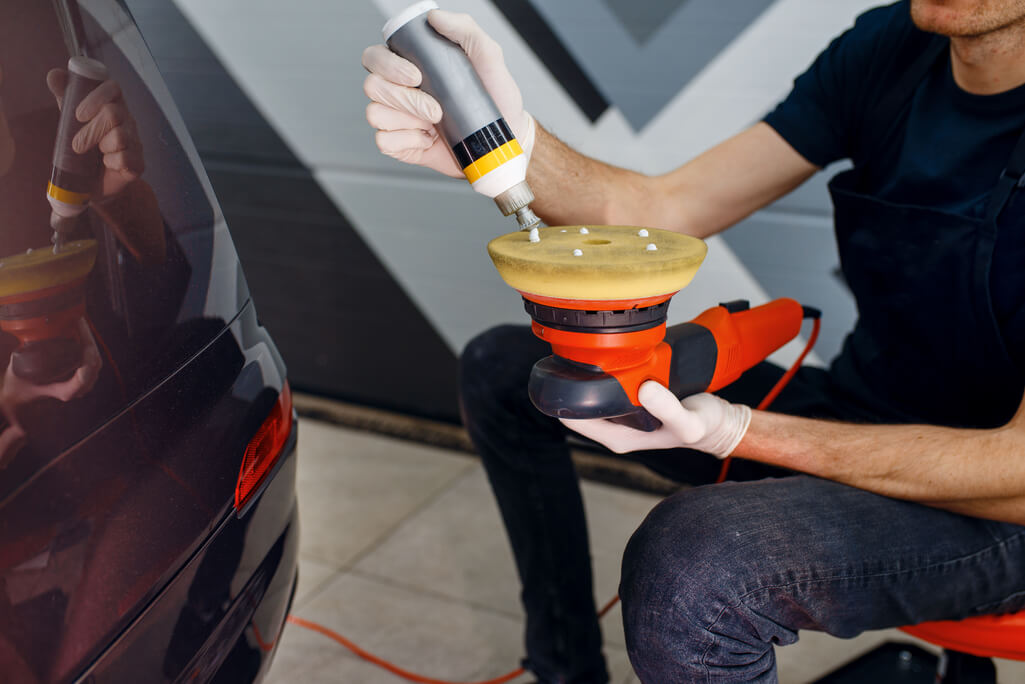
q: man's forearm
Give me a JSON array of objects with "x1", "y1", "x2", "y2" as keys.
[
  {"x1": 526, "y1": 124, "x2": 673, "y2": 230},
  {"x1": 735, "y1": 410, "x2": 1025, "y2": 524},
  {"x1": 525, "y1": 122, "x2": 819, "y2": 237},
  {"x1": 91, "y1": 179, "x2": 166, "y2": 265}
]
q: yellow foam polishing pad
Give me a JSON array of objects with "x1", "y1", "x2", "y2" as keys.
[
  {"x1": 0, "y1": 240, "x2": 98, "y2": 298},
  {"x1": 487, "y1": 226, "x2": 706, "y2": 300}
]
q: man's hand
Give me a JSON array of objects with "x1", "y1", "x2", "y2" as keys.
[
  {"x1": 362, "y1": 10, "x2": 534, "y2": 177},
  {"x1": 47, "y1": 68, "x2": 166, "y2": 263},
  {"x1": 560, "y1": 381, "x2": 752, "y2": 458},
  {"x1": 45, "y1": 69, "x2": 144, "y2": 201}
]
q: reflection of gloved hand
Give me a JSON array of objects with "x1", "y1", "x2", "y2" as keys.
[
  {"x1": 0, "y1": 319, "x2": 101, "y2": 467},
  {"x1": 2, "y1": 319, "x2": 102, "y2": 405},
  {"x1": 362, "y1": 10, "x2": 535, "y2": 177},
  {"x1": 45, "y1": 69, "x2": 144, "y2": 201},
  {"x1": 560, "y1": 381, "x2": 752, "y2": 458}
]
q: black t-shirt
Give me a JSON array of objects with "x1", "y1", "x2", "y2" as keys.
[{"x1": 763, "y1": 0, "x2": 1025, "y2": 369}]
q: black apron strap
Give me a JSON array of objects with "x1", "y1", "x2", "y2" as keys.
[
  {"x1": 860, "y1": 34, "x2": 948, "y2": 166},
  {"x1": 985, "y1": 126, "x2": 1025, "y2": 223}
]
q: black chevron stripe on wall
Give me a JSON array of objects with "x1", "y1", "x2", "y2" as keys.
[{"x1": 125, "y1": 0, "x2": 461, "y2": 423}]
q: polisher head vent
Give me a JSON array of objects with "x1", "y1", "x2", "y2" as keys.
[
  {"x1": 523, "y1": 298, "x2": 669, "y2": 334},
  {"x1": 0, "y1": 284, "x2": 84, "y2": 321}
]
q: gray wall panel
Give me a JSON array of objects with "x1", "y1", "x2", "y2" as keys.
[
  {"x1": 602, "y1": 0, "x2": 688, "y2": 45},
  {"x1": 143, "y1": 0, "x2": 879, "y2": 418},
  {"x1": 534, "y1": 0, "x2": 777, "y2": 129}
]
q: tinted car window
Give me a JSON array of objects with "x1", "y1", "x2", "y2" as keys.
[
  {"x1": 0, "y1": 0, "x2": 247, "y2": 484},
  {"x1": 0, "y1": 2, "x2": 263, "y2": 680}
]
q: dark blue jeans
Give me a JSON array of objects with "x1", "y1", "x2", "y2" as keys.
[{"x1": 458, "y1": 325, "x2": 1025, "y2": 683}]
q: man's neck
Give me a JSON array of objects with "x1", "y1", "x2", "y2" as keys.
[{"x1": 949, "y1": 20, "x2": 1025, "y2": 95}]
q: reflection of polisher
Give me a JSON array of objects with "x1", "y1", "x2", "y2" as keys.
[
  {"x1": 0, "y1": 240, "x2": 97, "y2": 384},
  {"x1": 488, "y1": 226, "x2": 818, "y2": 430}
]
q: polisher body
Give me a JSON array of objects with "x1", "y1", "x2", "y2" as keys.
[
  {"x1": 528, "y1": 297, "x2": 805, "y2": 430},
  {"x1": 0, "y1": 240, "x2": 98, "y2": 384}
]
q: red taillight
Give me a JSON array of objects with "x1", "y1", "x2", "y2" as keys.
[{"x1": 235, "y1": 382, "x2": 294, "y2": 512}]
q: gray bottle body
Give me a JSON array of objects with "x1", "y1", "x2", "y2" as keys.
[
  {"x1": 48, "y1": 56, "x2": 108, "y2": 216},
  {"x1": 386, "y1": 12, "x2": 501, "y2": 148}
]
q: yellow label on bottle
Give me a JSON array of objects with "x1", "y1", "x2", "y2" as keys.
[
  {"x1": 47, "y1": 182, "x2": 90, "y2": 206},
  {"x1": 461, "y1": 140, "x2": 523, "y2": 184}
]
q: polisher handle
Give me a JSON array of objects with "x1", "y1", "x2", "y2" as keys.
[
  {"x1": 529, "y1": 298, "x2": 806, "y2": 434},
  {"x1": 679, "y1": 298, "x2": 804, "y2": 393}
]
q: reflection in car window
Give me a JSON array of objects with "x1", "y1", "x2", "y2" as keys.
[{"x1": 0, "y1": 0, "x2": 235, "y2": 474}]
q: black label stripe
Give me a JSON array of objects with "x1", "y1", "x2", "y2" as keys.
[{"x1": 452, "y1": 119, "x2": 514, "y2": 169}]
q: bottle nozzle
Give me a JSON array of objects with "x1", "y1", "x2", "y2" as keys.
[
  {"x1": 50, "y1": 211, "x2": 77, "y2": 254},
  {"x1": 495, "y1": 181, "x2": 543, "y2": 231},
  {"x1": 514, "y1": 206, "x2": 542, "y2": 232}
]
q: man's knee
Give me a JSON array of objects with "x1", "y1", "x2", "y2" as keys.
[
  {"x1": 620, "y1": 483, "x2": 795, "y2": 679},
  {"x1": 620, "y1": 488, "x2": 735, "y2": 672}
]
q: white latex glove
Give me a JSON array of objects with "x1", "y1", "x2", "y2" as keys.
[
  {"x1": 362, "y1": 9, "x2": 535, "y2": 177},
  {"x1": 560, "y1": 381, "x2": 753, "y2": 458},
  {"x1": 46, "y1": 68, "x2": 145, "y2": 201}
]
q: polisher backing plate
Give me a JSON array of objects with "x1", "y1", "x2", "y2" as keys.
[
  {"x1": 487, "y1": 225, "x2": 706, "y2": 300},
  {"x1": 0, "y1": 240, "x2": 98, "y2": 298}
]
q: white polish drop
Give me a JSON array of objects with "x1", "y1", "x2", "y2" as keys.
[
  {"x1": 528, "y1": 227, "x2": 540, "y2": 243},
  {"x1": 573, "y1": 249, "x2": 583, "y2": 256},
  {"x1": 638, "y1": 229, "x2": 649, "y2": 237},
  {"x1": 579, "y1": 227, "x2": 589, "y2": 234},
  {"x1": 646, "y1": 243, "x2": 658, "y2": 251}
]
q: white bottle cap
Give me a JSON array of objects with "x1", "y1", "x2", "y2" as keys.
[
  {"x1": 383, "y1": 1, "x2": 440, "y2": 41},
  {"x1": 68, "y1": 56, "x2": 108, "y2": 82}
]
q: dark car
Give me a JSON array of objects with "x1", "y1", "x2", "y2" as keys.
[{"x1": 0, "y1": 1, "x2": 298, "y2": 682}]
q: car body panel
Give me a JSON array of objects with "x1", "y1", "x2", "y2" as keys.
[{"x1": 1, "y1": 302, "x2": 297, "y2": 683}]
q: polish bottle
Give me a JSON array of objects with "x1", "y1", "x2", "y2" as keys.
[{"x1": 385, "y1": 1, "x2": 541, "y2": 231}]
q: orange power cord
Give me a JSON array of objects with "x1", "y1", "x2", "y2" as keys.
[
  {"x1": 284, "y1": 316, "x2": 822, "y2": 684},
  {"x1": 282, "y1": 595, "x2": 623, "y2": 684}
]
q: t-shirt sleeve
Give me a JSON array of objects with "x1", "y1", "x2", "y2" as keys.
[{"x1": 763, "y1": 4, "x2": 901, "y2": 167}]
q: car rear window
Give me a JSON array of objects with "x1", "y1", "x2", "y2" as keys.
[{"x1": 0, "y1": 0, "x2": 246, "y2": 477}]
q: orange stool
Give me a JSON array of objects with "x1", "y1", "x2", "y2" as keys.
[
  {"x1": 901, "y1": 611, "x2": 1025, "y2": 662},
  {"x1": 818, "y1": 612, "x2": 1025, "y2": 682},
  {"x1": 890, "y1": 612, "x2": 1025, "y2": 682}
]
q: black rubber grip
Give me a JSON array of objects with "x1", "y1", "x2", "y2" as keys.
[
  {"x1": 529, "y1": 356, "x2": 640, "y2": 419},
  {"x1": 11, "y1": 338, "x2": 81, "y2": 385},
  {"x1": 664, "y1": 322, "x2": 717, "y2": 398}
]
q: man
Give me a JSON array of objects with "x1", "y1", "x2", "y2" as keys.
[{"x1": 362, "y1": 1, "x2": 1025, "y2": 681}]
